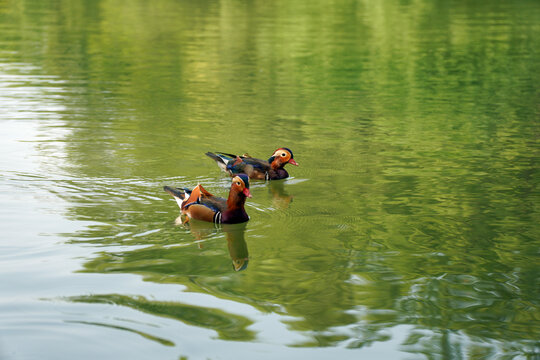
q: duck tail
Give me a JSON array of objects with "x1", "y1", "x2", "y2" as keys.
[
  {"x1": 205, "y1": 152, "x2": 226, "y2": 164},
  {"x1": 164, "y1": 186, "x2": 188, "y2": 209},
  {"x1": 205, "y1": 152, "x2": 231, "y2": 172},
  {"x1": 216, "y1": 151, "x2": 238, "y2": 158},
  {"x1": 163, "y1": 186, "x2": 186, "y2": 199}
]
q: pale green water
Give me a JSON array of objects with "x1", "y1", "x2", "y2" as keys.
[{"x1": 1, "y1": 0, "x2": 539, "y2": 359}]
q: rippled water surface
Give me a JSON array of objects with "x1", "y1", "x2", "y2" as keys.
[{"x1": 1, "y1": 0, "x2": 539, "y2": 359}]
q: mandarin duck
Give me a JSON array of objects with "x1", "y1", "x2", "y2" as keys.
[
  {"x1": 163, "y1": 174, "x2": 251, "y2": 224},
  {"x1": 205, "y1": 148, "x2": 298, "y2": 180}
]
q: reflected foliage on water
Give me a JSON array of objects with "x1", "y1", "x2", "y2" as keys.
[
  {"x1": 1, "y1": 0, "x2": 539, "y2": 358},
  {"x1": 69, "y1": 293, "x2": 255, "y2": 341}
]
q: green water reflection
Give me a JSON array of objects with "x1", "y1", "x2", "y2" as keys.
[
  {"x1": 69, "y1": 293, "x2": 255, "y2": 341},
  {"x1": 1, "y1": 0, "x2": 539, "y2": 358}
]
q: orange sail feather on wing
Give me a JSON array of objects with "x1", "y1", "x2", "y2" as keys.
[{"x1": 181, "y1": 184, "x2": 214, "y2": 210}]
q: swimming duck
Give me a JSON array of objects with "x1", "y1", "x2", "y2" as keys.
[
  {"x1": 205, "y1": 148, "x2": 298, "y2": 180},
  {"x1": 163, "y1": 174, "x2": 251, "y2": 224}
]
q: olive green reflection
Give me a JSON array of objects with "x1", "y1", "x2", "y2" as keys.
[
  {"x1": 68, "y1": 294, "x2": 255, "y2": 341},
  {"x1": 3, "y1": 0, "x2": 539, "y2": 357},
  {"x1": 179, "y1": 218, "x2": 249, "y2": 272}
]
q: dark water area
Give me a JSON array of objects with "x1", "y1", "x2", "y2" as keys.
[{"x1": 1, "y1": 0, "x2": 539, "y2": 359}]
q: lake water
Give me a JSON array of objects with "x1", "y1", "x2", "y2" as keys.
[{"x1": 1, "y1": 0, "x2": 539, "y2": 359}]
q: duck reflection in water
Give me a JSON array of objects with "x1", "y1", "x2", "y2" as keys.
[
  {"x1": 268, "y1": 180, "x2": 294, "y2": 209},
  {"x1": 175, "y1": 216, "x2": 249, "y2": 271}
]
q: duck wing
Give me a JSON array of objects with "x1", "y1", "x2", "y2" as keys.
[
  {"x1": 228, "y1": 156, "x2": 270, "y2": 173},
  {"x1": 199, "y1": 195, "x2": 228, "y2": 212}
]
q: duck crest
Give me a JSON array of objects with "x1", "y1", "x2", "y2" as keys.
[
  {"x1": 237, "y1": 173, "x2": 250, "y2": 187},
  {"x1": 279, "y1": 147, "x2": 294, "y2": 158}
]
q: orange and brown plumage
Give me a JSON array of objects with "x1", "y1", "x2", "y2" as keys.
[{"x1": 163, "y1": 174, "x2": 252, "y2": 224}]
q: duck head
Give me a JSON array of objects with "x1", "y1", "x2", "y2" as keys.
[
  {"x1": 268, "y1": 148, "x2": 298, "y2": 169},
  {"x1": 231, "y1": 174, "x2": 252, "y2": 198}
]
